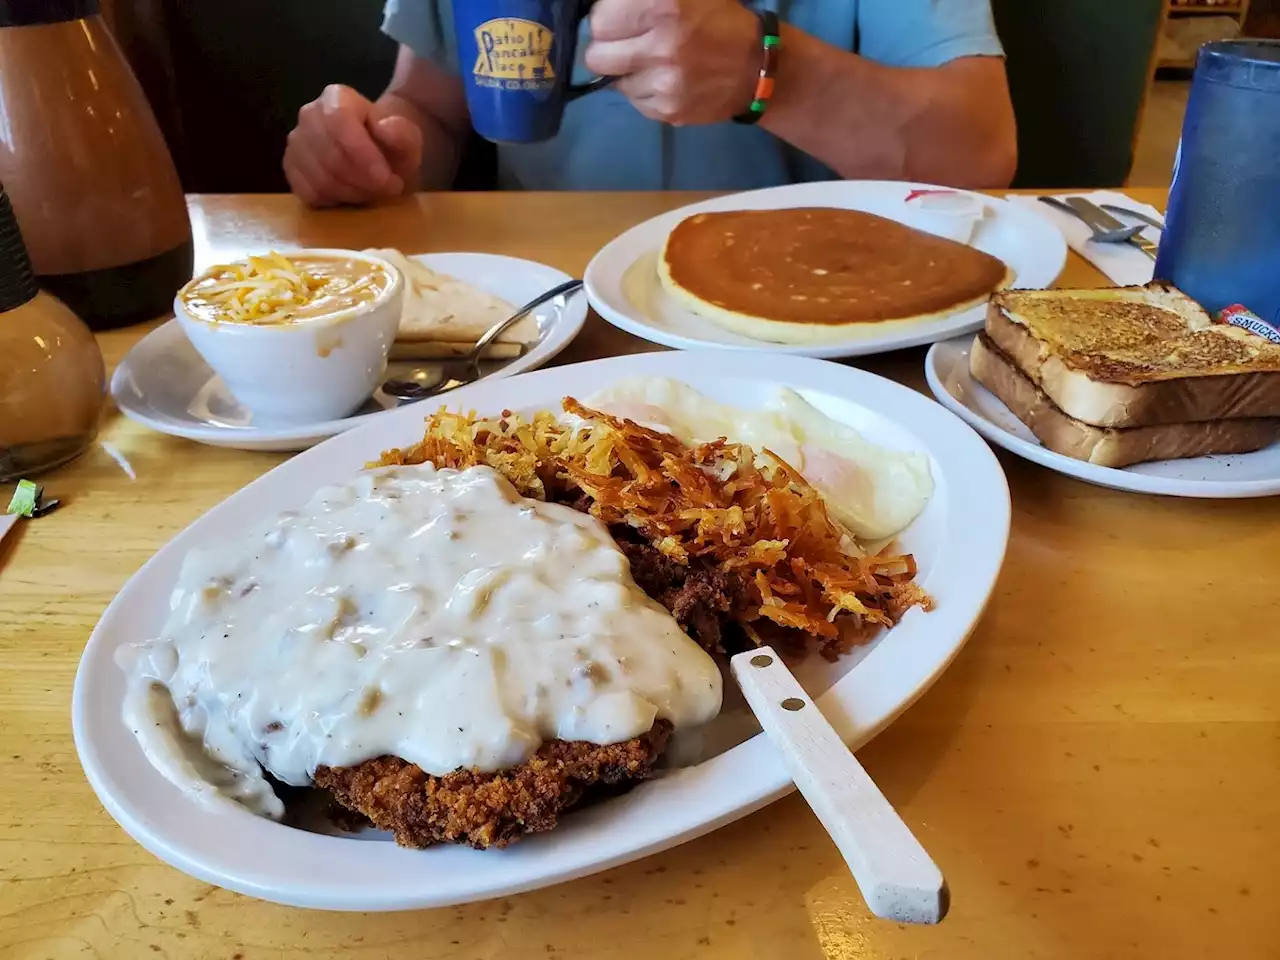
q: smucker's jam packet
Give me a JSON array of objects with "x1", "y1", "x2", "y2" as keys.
[{"x1": 1216, "y1": 304, "x2": 1280, "y2": 345}]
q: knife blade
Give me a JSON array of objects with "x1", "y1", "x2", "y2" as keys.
[
  {"x1": 1099, "y1": 203, "x2": 1165, "y2": 232},
  {"x1": 1063, "y1": 197, "x2": 1159, "y2": 260}
]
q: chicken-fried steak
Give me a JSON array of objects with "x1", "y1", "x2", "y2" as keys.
[
  {"x1": 317, "y1": 396, "x2": 931, "y2": 850},
  {"x1": 314, "y1": 721, "x2": 672, "y2": 849}
]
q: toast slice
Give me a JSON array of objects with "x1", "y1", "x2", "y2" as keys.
[
  {"x1": 986, "y1": 284, "x2": 1280, "y2": 428},
  {"x1": 970, "y1": 334, "x2": 1280, "y2": 468}
]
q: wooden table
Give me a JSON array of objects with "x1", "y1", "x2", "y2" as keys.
[{"x1": 2, "y1": 190, "x2": 1277, "y2": 960}]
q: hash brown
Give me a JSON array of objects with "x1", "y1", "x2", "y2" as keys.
[{"x1": 378, "y1": 398, "x2": 931, "y2": 659}]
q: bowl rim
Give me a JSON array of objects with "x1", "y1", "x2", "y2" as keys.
[{"x1": 173, "y1": 247, "x2": 404, "y2": 332}]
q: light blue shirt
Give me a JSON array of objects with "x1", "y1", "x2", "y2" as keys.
[{"x1": 383, "y1": 0, "x2": 1003, "y2": 190}]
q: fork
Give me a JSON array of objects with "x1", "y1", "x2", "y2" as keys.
[
  {"x1": 381, "y1": 279, "x2": 583, "y2": 402},
  {"x1": 1037, "y1": 197, "x2": 1145, "y2": 244}
]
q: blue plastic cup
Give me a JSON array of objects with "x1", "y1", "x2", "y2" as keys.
[
  {"x1": 451, "y1": 0, "x2": 611, "y2": 144},
  {"x1": 1154, "y1": 40, "x2": 1280, "y2": 326}
]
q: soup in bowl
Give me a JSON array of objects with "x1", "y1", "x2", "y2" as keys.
[{"x1": 175, "y1": 250, "x2": 403, "y2": 424}]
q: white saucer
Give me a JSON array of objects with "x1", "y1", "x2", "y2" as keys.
[
  {"x1": 110, "y1": 253, "x2": 587, "y2": 452},
  {"x1": 584, "y1": 180, "x2": 1067, "y2": 359},
  {"x1": 925, "y1": 335, "x2": 1280, "y2": 498}
]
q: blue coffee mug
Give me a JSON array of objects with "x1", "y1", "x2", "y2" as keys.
[{"x1": 453, "y1": 0, "x2": 611, "y2": 144}]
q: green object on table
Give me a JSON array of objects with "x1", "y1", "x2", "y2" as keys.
[{"x1": 6, "y1": 479, "x2": 40, "y2": 518}]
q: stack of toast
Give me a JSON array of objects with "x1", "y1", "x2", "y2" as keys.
[{"x1": 970, "y1": 284, "x2": 1280, "y2": 468}]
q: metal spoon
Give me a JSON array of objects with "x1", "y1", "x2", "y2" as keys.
[
  {"x1": 381, "y1": 278, "x2": 584, "y2": 402},
  {"x1": 1037, "y1": 196, "x2": 1146, "y2": 244}
]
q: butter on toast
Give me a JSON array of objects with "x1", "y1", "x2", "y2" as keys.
[
  {"x1": 985, "y1": 284, "x2": 1280, "y2": 428},
  {"x1": 970, "y1": 335, "x2": 1280, "y2": 468}
]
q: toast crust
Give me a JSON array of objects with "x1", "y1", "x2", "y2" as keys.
[
  {"x1": 985, "y1": 286, "x2": 1280, "y2": 427},
  {"x1": 989, "y1": 284, "x2": 1280, "y2": 385},
  {"x1": 969, "y1": 334, "x2": 1280, "y2": 468}
]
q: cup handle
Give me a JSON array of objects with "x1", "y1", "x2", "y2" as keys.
[
  {"x1": 565, "y1": 0, "x2": 613, "y2": 99},
  {"x1": 565, "y1": 74, "x2": 614, "y2": 99}
]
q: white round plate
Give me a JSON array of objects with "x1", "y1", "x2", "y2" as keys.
[
  {"x1": 926, "y1": 335, "x2": 1280, "y2": 498},
  {"x1": 75, "y1": 350, "x2": 1011, "y2": 910},
  {"x1": 584, "y1": 180, "x2": 1067, "y2": 359},
  {"x1": 110, "y1": 253, "x2": 587, "y2": 452}
]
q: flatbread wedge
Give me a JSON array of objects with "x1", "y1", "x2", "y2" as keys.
[{"x1": 365, "y1": 249, "x2": 540, "y2": 352}]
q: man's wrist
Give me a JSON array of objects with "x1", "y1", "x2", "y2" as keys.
[
  {"x1": 733, "y1": 9, "x2": 780, "y2": 125},
  {"x1": 733, "y1": 8, "x2": 763, "y2": 116}
]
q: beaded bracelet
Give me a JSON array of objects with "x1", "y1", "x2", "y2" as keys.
[{"x1": 733, "y1": 10, "x2": 780, "y2": 125}]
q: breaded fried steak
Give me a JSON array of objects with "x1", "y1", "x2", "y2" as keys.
[
  {"x1": 309, "y1": 508, "x2": 737, "y2": 850},
  {"x1": 314, "y1": 721, "x2": 672, "y2": 849},
  {"x1": 306, "y1": 396, "x2": 933, "y2": 849}
]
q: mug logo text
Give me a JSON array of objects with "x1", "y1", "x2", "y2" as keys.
[{"x1": 473, "y1": 18, "x2": 555, "y2": 90}]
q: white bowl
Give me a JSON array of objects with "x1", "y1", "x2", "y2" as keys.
[{"x1": 174, "y1": 249, "x2": 404, "y2": 424}]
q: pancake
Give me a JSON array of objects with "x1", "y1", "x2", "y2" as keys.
[{"x1": 658, "y1": 208, "x2": 1014, "y2": 344}]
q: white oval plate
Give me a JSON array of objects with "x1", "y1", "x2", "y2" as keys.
[
  {"x1": 75, "y1": 350, "x2": 1010, "y2": 911},
  {"x1": 926, "y1": 335, "x2": 1280, "y2": 498},
  {"x1": 110, "y1": 253, "x2": 587, "y2": 452},
  {"x1": 584, "y1": 180, "x2": 1067, "y2": 359}
]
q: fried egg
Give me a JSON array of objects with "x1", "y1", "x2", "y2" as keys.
[{"x1": 586, "y1": 378, "x2": 933, "y2": 542}]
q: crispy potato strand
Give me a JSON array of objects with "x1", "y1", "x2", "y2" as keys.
[{"x1": 376, "y1": 398, "x2": 931, "y2": 659}]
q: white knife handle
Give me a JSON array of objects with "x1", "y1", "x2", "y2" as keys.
[{"x1": 730, "y1": 646, "x2": 949, "y2": 924}]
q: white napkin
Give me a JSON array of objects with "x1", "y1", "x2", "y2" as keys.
[
  {"x1": 1006, "y1": 190, "x2": 1163, "y2": 287},
  {"x1": 0, "y1": 513, "x2": 17, "y2": 547}
]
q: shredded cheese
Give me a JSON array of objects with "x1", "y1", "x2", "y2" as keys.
[
  {"x1": 193, "y1": 253, "x2": 323, "y2": 324},
  {"x1": 182, "y1": 252, "x2": 385, "y2": 325}
]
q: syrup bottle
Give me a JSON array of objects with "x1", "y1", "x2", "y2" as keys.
[
  {"x1": 0, "y1": 0, "x2": 193, "y2": 330},
  {"x1": 0, "y1": 186, "x2": 106, "y2": 481}
]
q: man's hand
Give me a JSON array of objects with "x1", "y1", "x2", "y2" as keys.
[
  {"x1": 584, "y1": 0, "x2": 760, "y2": 125},
  {"x1": 284, "y1": 84, "x2": 424, "y2": 208}
]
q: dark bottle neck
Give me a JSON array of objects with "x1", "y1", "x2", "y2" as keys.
[
  {"x1": 0, "y1": 1, "x2": 100, "y2": 28},
  {"x1": 0, "y1": 190, "x2": 39, "y2": 312}
]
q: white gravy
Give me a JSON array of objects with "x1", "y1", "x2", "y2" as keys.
[{"x1": 118, "y1": 464, "x2": 723, "y2": 819}]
